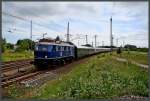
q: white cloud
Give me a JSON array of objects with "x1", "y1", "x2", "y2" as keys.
[{"x1": 2, "y1": 1, "x2": 148, "y2": 47}]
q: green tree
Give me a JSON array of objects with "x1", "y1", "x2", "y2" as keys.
[
  {"x1": 1, "y1": 38, "x2": 6, "y2": 53},
  {"x1": 6, "y1": 43, "x2": 14, "y2": 50},
  {"x1": 16, "y1": 39, "x2": 35, "y2": 52}
]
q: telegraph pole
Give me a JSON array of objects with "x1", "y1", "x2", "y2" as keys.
[
  {"x1": 85, "y1": 35, "x2": 88, "y2": 44},
  {"x1": 66, "y1": 22, "x2": 70, "y2": 42},
  {"x1": 94, "y1": 35, "x2": 97, "y2": 47},
  {"x1": 110, "y1": 17, "x2": 113, "y2": 51},
  {"x1": 123, "y1": 41, "x2": 125, "y2": 47},
  {"x1": 102, "y1": 41, "x2": 104, "y2": 46},
  {"x1": 116, "y1": 38, "x2": 118, "y2": 47},
  {"x1": 94, "y1": 35, "x2": 97, "y2": 51},
  {"x1": 30, "y1": 20, "x2": 32, "y2": 52}
]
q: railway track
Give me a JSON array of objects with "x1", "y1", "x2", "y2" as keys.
[
  {"x1": 1, "y1": 59, "x2": 36, "y2": 87},
  {"x1": 1, "y1": 59, "x2": 33, "y2": 72},
  {"x1": 1, "y1": 52, "x2": 107, "y2": 87},
  {"x1": 1, "y1": 71, "x2": 41, "y2": 87}
]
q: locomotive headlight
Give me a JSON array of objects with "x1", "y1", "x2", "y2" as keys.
[{"x1": 45, "y1": 56, "x2": 47, "y2": 58}]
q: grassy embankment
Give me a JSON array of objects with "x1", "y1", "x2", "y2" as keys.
[
  {"x1": 10, "y1": 52, "x2": 148, "y2": 99},
  {"x1": 2, "y1": 50, "x2": 34, "y2": 62},
  {"x1": 112, "y1": 51, "x2": 148, "y2": 65}
]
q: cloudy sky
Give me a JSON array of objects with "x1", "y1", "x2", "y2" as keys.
[{"x1": 2, "y1": 1, "x2": 148, "y2": 47}]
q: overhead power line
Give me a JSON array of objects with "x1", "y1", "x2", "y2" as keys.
[
  {"x1": 2, "y1": 12, "x2": 30, "y2": 22},
  {"x1": 2, "y1": 12, "x2": 65, "y2": 34}
]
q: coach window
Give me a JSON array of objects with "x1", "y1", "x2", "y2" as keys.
[
  {"x1": 68, "y1": 47, "x2": 70, "y2": 51},
  {"x1": 64, "y1": 46, "x2": 66, "y2": 51},
  {"x1": 66, "y1": 47, "x2": 68, "y2": 51}
]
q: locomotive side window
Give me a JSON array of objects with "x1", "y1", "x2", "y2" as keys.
[
  {"x1": 56, "y1": 45, "x2": 61, "y2": 51},
  {"x1": 61, "y1": 46, "x2": 64, "y2": 51},
  {"x1": 58, "y1": 46, "x2": 61, "y2": 51},
  {"x1": 48, "y1": 45, "x2": 53, "y2": 52},
  {"x1": 64, "y1": 46, "x2": 66, "y2": 51},
  {"x1": 56, "y1": 45, "x2": 58, "y2": 51},
  {"x1": 52, "y1": 45, "x2": 56, "y2": 51}
]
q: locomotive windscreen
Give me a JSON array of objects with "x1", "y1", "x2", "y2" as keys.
[{"x1": 35, "y1": 44, "x2": 53, "y2": 52}]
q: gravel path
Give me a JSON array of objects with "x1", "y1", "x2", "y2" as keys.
[{"x1": 113, "y1": 56, "x2": 148, "y2": 69}]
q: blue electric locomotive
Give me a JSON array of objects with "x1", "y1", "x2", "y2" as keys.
[{"x1": 34, "y1": 41, "x2": 76, "y2": 68}]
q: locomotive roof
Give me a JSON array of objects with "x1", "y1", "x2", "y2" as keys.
[{"x1": 36, "y1": 42, "x2": 75, "y2": 47}]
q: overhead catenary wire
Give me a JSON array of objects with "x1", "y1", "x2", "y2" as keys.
[
  {"x1": 3, "y1": 12, "x2": 111, "y2": 45},
  {"x1": 2, "y1": 12, "x2": 66, "y2": 35},
  {"x1": 2, "y1": 12, "x2": 30, "y2": 22}
]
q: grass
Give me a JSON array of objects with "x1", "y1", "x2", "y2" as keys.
[
  {"x1": 10, "y1": 53, "x2": 147, "y2": 99},
  {"x1": 112, "y1": 51, "x2": 148, "y2": 65},
  {"x1": 2, "y1": 50, "x2": 34, "y2": 62}
]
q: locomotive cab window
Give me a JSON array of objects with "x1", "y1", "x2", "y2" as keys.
[
  {"x1": 35, "y1": 45, "x2": 38, "y2": 51},
  {"x1": 35, "y1": 45, "x2": 48, "y2": 51}
]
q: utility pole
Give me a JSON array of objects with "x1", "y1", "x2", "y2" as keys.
[
  {"x1": 102, "y1": 41, "x2": 104, "y2": 46},
  {"x1": 110, "y1": 17, "x2": 113, "y2": 51},
  {"x1": 30, "y1": 20, "x2": 32, "y2": 52},
  {"x1": 94, "y1": 35, "x2": 97, "y2": 51},
  {"x1": 95, "y1": 35, "x2": 97, "y2": 47},
  {"x1": 92, "y1": 41, "x2": 93, "y2": 47},
  {"x1": 66, "y1": 22, "x2": 70, "y2": 42},
  {"x1": 116, "y1": 38, "x2": 118, "y2": 47},
  {"x1": 123, "y1": 41, "x2": 125, "y2": 47},
  {"x1": 85, "y1": 35, "x2": 88, "y2": 44}
]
